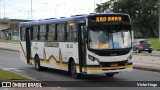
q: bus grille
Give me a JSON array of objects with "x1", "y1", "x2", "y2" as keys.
[{"x1": 99, "y1": 60, "x2": 128, "y2": 67}]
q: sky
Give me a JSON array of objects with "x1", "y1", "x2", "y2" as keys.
[{"x1": 0, "y1": 0, "x2": 108, "y2": 20}]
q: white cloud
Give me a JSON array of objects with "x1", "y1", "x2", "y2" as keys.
[{"x1": 0, "y1": 0, "x2": 108, "y2": 20}]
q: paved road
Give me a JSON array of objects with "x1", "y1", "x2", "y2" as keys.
[{"x1": 0, "y1": 50, "x2": 160, "y2": 90}]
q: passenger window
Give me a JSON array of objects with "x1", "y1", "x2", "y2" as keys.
[
  {"x1": 40, "y1": 25, "x2": 47, "y2": 41},
  {"x1": 67, "y1": 24, "x2": 77, "y2": 42},
  {"x1": 48, "y1": 24, "x2": 56, "y2": 41},
  {"x1": 30, "y1": 26, "x2": 33, "y2": 40},
  {"x1": 21, "y1": 27, "x2": 26, "y2": 41},
  {"x1": 57, "y1": 23, "x2": 66, "y2": 41},
  {"x1": 33, "y1": 26, "x2": 39, "y2": 41}
]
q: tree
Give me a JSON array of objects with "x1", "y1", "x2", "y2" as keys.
[{"x1": 95, "y1": 0, "x2": 159, "y2": 38}]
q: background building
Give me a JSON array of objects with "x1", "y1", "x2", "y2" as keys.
[{"x1": 0, "y1": 18, "x2": 30, "y2": 40}]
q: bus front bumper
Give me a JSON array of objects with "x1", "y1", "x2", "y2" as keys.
[{"x1": 85, "y1": 65, "x2": 133, "y2": 74}]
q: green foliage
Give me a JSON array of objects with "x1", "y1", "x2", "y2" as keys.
[
  {"x1": 0, "y1": 69, "x2": 30, "y2": 80},
  {"x1": 0, "y1": 40, "x2": 19, "y2": 42},
  {"x1": 146, "y1": 38, "x2": 160, "y2": 50},
  {"x1": 95, "y1": 0, "x2": 159, "y2": 38}
]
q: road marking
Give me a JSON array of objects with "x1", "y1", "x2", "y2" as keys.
[{"x1": 2, "y1": 68, "x2": 19, "y2": 70}]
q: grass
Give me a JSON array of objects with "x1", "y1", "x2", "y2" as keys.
[
  {"x1": 0, "y1": 69, "x2": 30, "y2": 80},
  {"x1": 144, "y1": 38, "x2": 160, "y2": 50}
]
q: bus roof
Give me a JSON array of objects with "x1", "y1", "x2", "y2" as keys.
[{"x1": 20, "y1": 13, "x2": 129, "y2": 26}]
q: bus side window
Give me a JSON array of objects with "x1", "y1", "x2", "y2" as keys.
[
  {"x1": 33, "y1": 26, "x2": 39, "y2": 41},
  {"x1": 37, "y1": 26, "x2": 40, "y2": 41},
  {"x1": 48, "y1": 24, "x2": 56, "y2": 41},
  {"x1": 20, "y1": 27, "x2": 26, "y2": 41},
  {"x1": 67, "y1": 25, "x2": 77, "y2": 42},
  {"x1": 45, "y1": 25, "x2": 49, "y2": 41},
  {"x1": 30, "y1": 26, "x2": 33, "y2": 40},
  {"x1": 57, "y1": 23, "x2": 65, "y2": 41},
  {"x1": 39, "y1": 25, "x2": 47, "y2": 41}
]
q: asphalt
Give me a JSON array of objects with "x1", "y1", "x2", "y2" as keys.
[{"x1": 0, "y1": 42, "x2": 160, "y2": 73}]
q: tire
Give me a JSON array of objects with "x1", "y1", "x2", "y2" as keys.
[
  {"x1": 148, "y1": 50, "x2": 152, "y2": 53},
  {"x1": 34, "y1": 56, "x2": 42, "y2": 71},
  {"x1": 136, "y1": 48, "x2": 141, "y2": 53},
  {"x1": 105, "y1": 73, "x2": 115, "y2": 77},
  {"x1": 70, "y1": 61, "x2": 81, "y2": 79}
]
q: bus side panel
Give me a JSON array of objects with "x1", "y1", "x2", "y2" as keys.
[
  {"x1": 32, "y1": 42, "x2": 44, "y2": 59},
  {"x1": 42, "y1": 42, "x2": 79, "y2": 71},
  {"x1": 59, "y1": 42, "x2": 79, "y2": 71},
  {"x1": 31, "y1": 42, "x2": 49, "y2": 65},
  {"x1": 44, "y1": 42, "x2": 60, "y2": 69}
]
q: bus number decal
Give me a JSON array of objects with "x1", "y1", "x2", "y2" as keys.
[
  {"x1": 67, "y1": 44, "x2": 73, "y2": 48},
  {"x1": 45, "y1": 43, "x2": 59, "y2": 47}
]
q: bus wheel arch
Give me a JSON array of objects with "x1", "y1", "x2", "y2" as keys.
[
  {"x1": 68, "y1": 57, "x2": 74, "y2": 73},
  {"x1": 68, "y1": 57, "x2": 81, "y2": 79}
]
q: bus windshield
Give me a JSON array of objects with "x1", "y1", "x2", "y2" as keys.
[{"x1": 88, "y1": 25, "x2": 132, "y2": 50}]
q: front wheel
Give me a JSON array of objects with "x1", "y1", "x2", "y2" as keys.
[{"x1": 70, "y1": 61, "x2": 81, "y2": 79}]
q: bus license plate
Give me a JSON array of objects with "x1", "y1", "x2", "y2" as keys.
[{"x1": 110, "y1": 63, "x2": 118, "y2": 67}]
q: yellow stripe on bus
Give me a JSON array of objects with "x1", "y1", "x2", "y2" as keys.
[
  {"x1": 76, "y1": 65, "x2": 133, "y2": 70},
  {"x1": 86, "y1": 65, "x2": 133, "y2": 70},
  {"x1": 40, "y1": 55, "x2": 68, "y2": 67}
]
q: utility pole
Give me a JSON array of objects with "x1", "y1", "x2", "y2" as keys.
[
  {"x1": 0, "y1": 8, "x2": 1, "y2": 19},
  {"x1": 159, "y1": 0, "x2": 160, "y2": 42},
  {"x1": 3, "y1": 0, "x2": 5, "y2": 18},
  {"x1": 55, "y1": 4, "x2": 57, "y2": 18},
  {"x1": 94, "y1": 0, "x2": 95, "y2": 12},
  {"x1": 31, "y1": 0, "x2": 33, "y2": 20}
]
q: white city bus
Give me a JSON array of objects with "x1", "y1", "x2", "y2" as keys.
[{"x1": 19, "y1": 13, "x2": 133, "y2": 78}]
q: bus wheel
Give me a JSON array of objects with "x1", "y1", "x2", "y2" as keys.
[
  {"x1": 70, "y1": 61, "x2": 81, "y2": 79},
  {"x1": 34, "y1": 56, "x2": 42, "y2": 71},
  {"x1": 105, "y1": 73, "x2": 115, "y2": 77}
]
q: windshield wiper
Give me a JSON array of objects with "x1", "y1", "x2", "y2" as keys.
[{"x1": 121, "y1": 31, "x2": 124, "y2": 45}]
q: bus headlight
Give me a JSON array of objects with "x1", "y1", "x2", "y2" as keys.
[
  {"x1": 94, "y1": 58, "x2": 99, "y2": 63},
  {"x1": 88, "y1": 55, "x2": 99, "y2": 63},
  {"x1": 127, "y1": 55, "x2": 133, "y2": 65}
]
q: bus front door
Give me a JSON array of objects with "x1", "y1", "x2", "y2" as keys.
[
  {"x1": 78, "y1": 24, "x2": 87, "y2": 73},
  {"x1": 26, "y1": 27, "x2": 31, "y2": 64}
]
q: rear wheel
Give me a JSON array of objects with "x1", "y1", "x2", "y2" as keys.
[
  {"x1": 34, "y1": 56, "x2": 42, "y2": 71},
  {"x1": 136, "y1": 48, "x2": 141, "y2": 53},
  {"x1": 105, "y1": 73, "x2": 115, "y2": 77},
  {"x1": 70, "y1": 61, "x2": 81, "y2": 79},
  {"x1": 148, "y1": 50, "x2": 152, "y2": 53}
]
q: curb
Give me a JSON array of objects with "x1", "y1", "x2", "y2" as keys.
[
  {"x1": 134, "y1": 65, "x2": 160, "y2": 73},
  {"x1": 0, "y1": 48, "x2": 19, "y2": 52}
]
